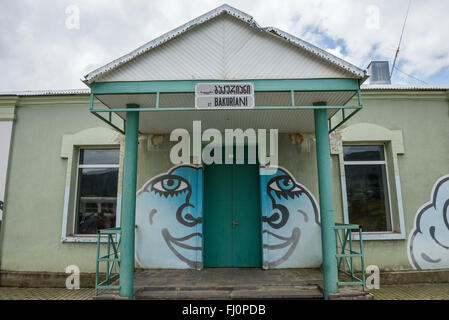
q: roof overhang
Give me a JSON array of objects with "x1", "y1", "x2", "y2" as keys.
[{"x1": 89, "y1": 78, "x2": 362, "y2": 134}]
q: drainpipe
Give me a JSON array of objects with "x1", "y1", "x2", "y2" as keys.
[
  {"x1": 314, "y1": 102, "x2": 338, "y2": 300},
  {"x1": 120, "y1": 104, "x2": 139, "y2": 299}
]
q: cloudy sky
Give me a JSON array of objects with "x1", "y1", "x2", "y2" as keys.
[{"x1": 1, "y1": 0, "x2": 448, "y2": 91}]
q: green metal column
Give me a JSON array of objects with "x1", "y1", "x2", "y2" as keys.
[
  {"x1": 119, "y1": 104, "x2": 139, "y2": 299},
  {"x1": 314, "y1": 102, "x2": 338, "y2": 300}
]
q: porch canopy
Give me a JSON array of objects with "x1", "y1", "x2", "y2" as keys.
[
  {"x1": 84, "y1": 5, "x2": 367, "y2": 134},
  {"x1": 83, "y1": 4, "x2": 367, "y2": 300}
]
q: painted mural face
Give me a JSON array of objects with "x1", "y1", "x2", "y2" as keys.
[
  {"x1": 135, "y1": 165, "x2": 203, "y2": 269},
  {"x1": 261, "y1": 168, "x2": 322, "y2": 268},
  {"x1": 408, "y1": 175, "x2": 449, "y2": 270}
]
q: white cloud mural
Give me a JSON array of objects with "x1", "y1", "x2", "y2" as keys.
[{"x1": 408, "y1": 175, "x2": 449, "y2": 270}]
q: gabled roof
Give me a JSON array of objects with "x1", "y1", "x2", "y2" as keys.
[{"x1": 83, "y1": 4, "x2": 367, "y2": 84}]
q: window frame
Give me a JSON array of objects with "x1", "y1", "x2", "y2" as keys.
[
  {"x1": 72, "y1": 147, "x2": 120, "y2": 236},
  {"x1": 343, "y1": 144, "x2": 394, "y2": 233},
  {"x1": 330, "y1": 122, "x2": 406, "y2": 241},
  {"x1": 60, "y1": 127, "x2": 123, "y2": 243}
]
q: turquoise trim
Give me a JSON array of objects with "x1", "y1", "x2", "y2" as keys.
[
  {"x1": 329, "y1": 88, "x2": 363, "y2": 133},
  {"x1": 89, "y1": 93, "x2": 125, "y2": 133},
  {"x1": 95, "y1": 228, "x2": 121, "y2": 296},
  {"x1": 119, "y1": 104, "x2": 139, "y2": 300},
  {"x1": 91, "y1": 105, "x2": 362, "y2": 113},
  {"x1": 90, "y1": 110, "x2": 125, "y2": 133},
  {"x1": 89, "y1": 78, "x2": 363, "y2": 135},
  {"x1": 334, "y1": 224, "x2": 366, "y2": 290},
  {"x1": 196, "y1": 168, "x2": 204, "y2": 268},
  {"x1": 155, "y1": 92, "x2": 160, "y2": 109},
  {"x1": 90, "y1": 78, "x2": 360, "y2": 94},
  {"x1": 259, "y1": 172, "x2": 270, "y2": 269},
  {"x1": 89, "y1": 93, "x2": 94, "y2": 111},
  {"x1": 314, "y1": 103, "x2": 338, "y2": 300}
]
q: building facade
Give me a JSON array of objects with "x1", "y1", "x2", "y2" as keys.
[{"x1": 0, "y1": 5, "x2": 448, "y2": 299}]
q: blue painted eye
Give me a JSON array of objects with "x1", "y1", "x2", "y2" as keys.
[
  {"x1": 268, "y1": 175, "x2": 303, "y2": 199},
  {"x1": 151, "y1": 175, "x2": 189, "y2": 197},
  {"x1": 162, "y1": 178, "x2": 180, "y2": 191},
  {"x1": 278, "y1": 177, "x2": 295, "y2": 191}
]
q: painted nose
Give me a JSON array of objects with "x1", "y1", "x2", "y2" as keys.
[
  {"x1": 176, "y1": 202, "x2": 202, "y2": 227},
  {"x1": 263, "y1": 202, "x2": 289, "y2": 229}
]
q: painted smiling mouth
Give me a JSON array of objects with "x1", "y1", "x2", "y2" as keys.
[
  {"x1": 161, "y1": 228, "x2": 202, "y2": 269},
  {"x1": 262, "y1": 227, "x2": 300, "y2": 268}
]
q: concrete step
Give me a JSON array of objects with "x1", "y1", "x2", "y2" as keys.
[
  {"x1": 134, "y1": 285, "x2": 323, "y2": 300},
  {"x1": 328, "y1": 289, "x2": 374, "y2": 300},
  {"x1": 92, "y1": 293, "x2": 129, "y2": 300}
]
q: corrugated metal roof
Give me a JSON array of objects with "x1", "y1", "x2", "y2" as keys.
[
  {"x1": 361, "y1": 84, "x2": 449, "y2": 90},
  {"x1": 0, "y1": 89, "x2": 90, "y2": 96},
  {"x1": 83, "y1": 4, "x2": 367, "y2": 84},
  {"x1": 1, "y1": 85, "x2": 448, "y2": 97},
  {"x1": 97, "y1": 15, "x2": 356, "y2": 82}
]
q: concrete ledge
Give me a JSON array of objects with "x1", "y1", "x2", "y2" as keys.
[
  {"x1": 343, "y1": 269, "x2": 449, "y2": 285},
  {"x1": 377, "y1": 269, "x2": 449, "y2": 285},
  {"x1": 328, "y1": 290, "x2": 374, "y2": 300},
  {"x1": 2, "y1": 269, "x2": 448, "y2": 289},
  {"x1": 0, "y1": 270, "x2": 102, "y2": 288},
  {"x1": 317, "y1": 285, "x2": 372, "y2": 300},
  {"x1": 135, "y1": 285, "x2": 323, "y2": 300},
  {"x1": 93, "y1": 294, "x2": 129, "y2": 300},
  {"x1": 230, "y1": 286, "x2": 323, "y2": 300}
]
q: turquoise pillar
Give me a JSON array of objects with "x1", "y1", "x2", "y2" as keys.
[
  {"x1": 120, "y1": 104, "x2": 139, "y2": 299},
  {"x1": 314, "y1": 102, "x2": 338, "y2": 300}
]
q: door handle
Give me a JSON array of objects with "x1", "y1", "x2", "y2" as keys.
[{"x1": 232, "y1": 220, "x2": 239, "y2": 228}]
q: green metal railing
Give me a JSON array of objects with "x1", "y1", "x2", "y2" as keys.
[
  {"x1": 334, "y1": 223, "x2": 366, "y2": 290},
  {"x1": 95, "y1": 228, "x2": 121, "y2": 296}
]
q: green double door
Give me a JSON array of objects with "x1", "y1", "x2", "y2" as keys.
[{"x1": 203, "y1": 162, "x2": 262, "y2": 267}]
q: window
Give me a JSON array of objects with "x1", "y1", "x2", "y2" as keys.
[
  {"x1": 75, "y1": 149, "x2": 119, "y2": 235},
  {"x1": 331, "y1": 123, "x2": 406, "y2": 240},
  {"x1": 343, "y1": 145, "x2": 392, "y2": 232}
]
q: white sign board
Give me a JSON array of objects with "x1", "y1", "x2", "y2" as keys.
[{"x1": 195, "y1": 82, "x2": 255, "y2": 109}]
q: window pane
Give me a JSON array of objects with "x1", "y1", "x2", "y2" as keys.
[
  {"x1": 77, "y1": 199, "x2": 117, "y2": 235},
  {"x1": 80, "y1": 149, "x2": 119, "y2": 165},
  {"x1": 345, "y1": 164, "x2": 391, "y2": 232},
  {"x1": 76, "y1": 168, "x2": 118, "y2": 234},
  {"x1": 79, "y1": 168, "x2": 118, "y2": 197},
  {"x1": 343, "y1": 145, "x2": 384, "y2": 161}
]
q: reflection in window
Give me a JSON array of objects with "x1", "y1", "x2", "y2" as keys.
[
  {"x1": 76, "y1": 149, "x2": 119, "y2": 235},
  {"x1": 343, "y1": 145, "x2": 392, "y2": 232}
]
